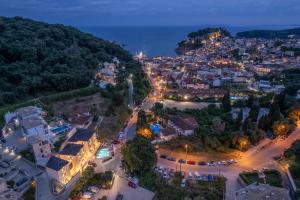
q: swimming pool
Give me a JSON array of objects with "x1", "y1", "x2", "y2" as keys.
[
  {"x1": 51, "y1": 124, "x2": 71, "y2": 135},
  {"x1": 96, "y1": 148, "x2": 111, "y2": 159},
  {"x1": 150, "y1": 123, "x2": 161, "y2": 134}
]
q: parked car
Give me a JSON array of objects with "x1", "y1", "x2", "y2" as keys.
[
  {"x1": 194, "y1": 171, "x2": 201, "y2": 180},
  {"x1": 180, "y1": 179, "x2": 186, "y2": 188},
  {"x1": 113, "y1": 140, "x2": 121, "y2": 144},
  {"x1": 88, "y1": 186, "x2": 99, "y2": 193},
  {"x1": 263, "y1": 167, "x2": 270, "y2": 171},
  {"x1": 116, "y1": 193, "x2": 123, "y2": 200},
  {"x1": 88, "y1": 161, "x2": 97, "y2": 168},
  {"x1": 198, "y1": 161, "x2": 207, "y2": 166},
  {"x1": 160, "y1": 154, "x2": 167, "y2": 159},
  {"x1": 187, "y1": 160, "x2": 196, "y2": 165},
  {"x1": 207, "y1": 175, "x2": 214, "y2": 182},
  {"x1": 169, "y1": 169, "x2": 175, "y2": 177},
  {"x1": 187, "y1": 172, "x2": 194, "y2": 180},
  {"x1": 158, "y1": 166, "x2": 164, "y2": 173},
  {"x1": 273, "y1": 155, "x2": 282, "y2": 161},
  {"x1": 128, "y1": 181, "x2": 137, "y2": 188},
  {"x1": 163, "y1": 174, "x2": 170, "y2": 179},
  {"x1": 129, "y1": 177, "x2": 138, "y2": 184},
  {"x1": 208, "y1": 161, "x2": 215, "y2": 166},
  {"x1": 178, "y1": 159, "x2": 186, "y2": 164},
  {"x1": 167, "y1": 156, "x2": 176, "y2": 161},
  {"x1": 81, "y1": 192, "x2": 93, "y2": 199}
]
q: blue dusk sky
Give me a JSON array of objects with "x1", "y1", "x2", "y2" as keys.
[{"x1": 0, "y1": 0, "x2": 300, "y2": 26}]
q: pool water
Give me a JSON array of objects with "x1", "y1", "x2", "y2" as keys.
[
  {"x1": 96, "y1": 148, "x2": 111, "y2": 159},
  {"x1": 150, "y1": 123, "x2": 160, "y2": 134},
  {"x1": 51, "y1": 124, "x2": 71, "y2": 135}
]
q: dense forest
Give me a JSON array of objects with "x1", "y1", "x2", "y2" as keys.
[
  {"x1": 236, "y1": 27, "x2": 300, "y2": 39},
  {"x1": 176, "y1": 27, "x2": 231, "y2": 54},
  {"x1": 0, "y1": 16, "x2": 135, "y2": 105}
]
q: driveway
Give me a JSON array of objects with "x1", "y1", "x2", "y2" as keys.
[{"x1": 5, "y1": 128, "x2": 29, "y2": 152}]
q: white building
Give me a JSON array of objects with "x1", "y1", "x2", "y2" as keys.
[
  {"x1": 20, "y1": 116, "x2": 48, "y2": 139},
  {"x1": 30, "y1": 136, "x2": 52, "y2": 166}
]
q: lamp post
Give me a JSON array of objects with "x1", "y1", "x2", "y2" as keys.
[{"x1": 185, "y1": 144, "x2": 188, "y2": 162}]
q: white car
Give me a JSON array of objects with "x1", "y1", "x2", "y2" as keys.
[
  {"x1": 163, "y1": 174, "x2": 170, "y2": 179},
  {"x1": 187, "y1": 172, "x2": 194, "y2": 180},
  {"x1": 263, "y1": 167, "x2": 270, "y2": 171},
  {"x1": 194, "y1": 171, "x2": 201, "y2": 180},
  {"x1": 81, "y1": 192, "x2": 93, "y2": 199},
  {"x1": 181, "y1": 179, "x2": 186, "y2": 188},
  {"x1": 88, "y1": 186, "x2": 99, "y2": 193}
]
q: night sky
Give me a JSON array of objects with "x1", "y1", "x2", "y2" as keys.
[{"x1": 1, "y1": 0, "x2": 300, "y2": 26}]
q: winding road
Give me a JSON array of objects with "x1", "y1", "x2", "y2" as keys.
[{"x1": 122, "y1": 90, "x2": 300, "y2": 199}]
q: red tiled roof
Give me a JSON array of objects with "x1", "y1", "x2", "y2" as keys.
[{"x1": 169, "y1": 116, "x2": 198, "y2": 131}]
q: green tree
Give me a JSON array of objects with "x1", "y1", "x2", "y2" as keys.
[
  {"x1": 272, "y1": 120, "x2": 292, "y2": 137},
  {"x1": 152, "y1": 102, "x2": 164, "y2": 117},
  {"x1": 289, "y1": 107, "x2": 300, "y2": 125},
  {"x1": 291, "y1": 140, "x2": 300, "y2": 158},
  {"x1": 121, "y1": 136, "x2": 157, "y2": 175},
  {"x1": 221, "y1": 91, "x2": 231, "y2": 112},
  {"x1": 231, "y1": 133, "x2": 251, "y2": 151},
  {"x1": 247, "y1": 95, "x2": 254, "y2": 107},
  {"x1": 112, "y1": 92, "x2": 124, "y2": 107},
  {"x1": 242, "y1": 117, "x2": 253, "y2": 135},
  {"x1": 137, "y1": 109, "x2": 147, "y2": 129},
  {"x1": 236, "y1": 109, "x2": 243, "y2": 128},
  {"x1": 258, "y1": 115, "x2": 270, "y2": 132},
  {"x1": 248, "y1": 105, "x2": 260, "y2": 122},
  {"x1": 249, "y1": 128, "x2": 265, "y2": 144},
  {"x1": 268, "y1": 103, "x2": 282, "y2": 125}
]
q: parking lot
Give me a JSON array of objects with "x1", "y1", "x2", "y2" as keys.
[
  {"x1": 92, "y1": 174, "x2": 154, "y2": 200},
  {"x1": 158, "y1": 153, "x2": 237, "y2": 167}
]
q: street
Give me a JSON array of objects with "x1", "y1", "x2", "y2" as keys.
[{"x1": 155, "y1": 129, "x2": 300, "y2": 199}]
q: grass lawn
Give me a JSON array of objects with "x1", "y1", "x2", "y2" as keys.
[{"x1": 240, "y1": 170, "x2": 282, "y2": 187}]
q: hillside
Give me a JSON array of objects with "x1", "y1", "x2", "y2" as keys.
[
  {"x1": 0, "y1": 17, "x2": 135, "y2": 105},
  {"x1": 175, "y1": 27, "x2": 231, "y2": 54},
  {"x1": 236, "y1": 27, "x2": 300, "y2": 39}
]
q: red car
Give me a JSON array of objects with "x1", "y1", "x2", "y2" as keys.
[
  {"x1": 113, "y1": 140, "x2": 121, "y2": 144},
  {"x1": 128, "y1": 181, "x2": 137, "y2": 188},
  {"x1": 88, "y1": 161, "x2": 97, "y2": 167},
  {"x1": 187, "y1": 160, "x2": 196, "y2": 165}
]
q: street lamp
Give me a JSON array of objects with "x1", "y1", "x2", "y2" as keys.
[{"x1": 185, "y1": 144, "x2": 188, "y2": 161}]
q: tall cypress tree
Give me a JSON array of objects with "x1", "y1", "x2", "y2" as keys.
[{"x1": 222, "y1": 91, "x2": 231, "y2": 112}]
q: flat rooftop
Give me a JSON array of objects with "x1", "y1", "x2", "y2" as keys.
[{"x1": 235, "y1": 182, "x2": 291, "y2": 200}]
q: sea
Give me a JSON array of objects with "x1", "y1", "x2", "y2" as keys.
[{"x1": 78, "y1": 25, "x2": 299, "y2": 57}]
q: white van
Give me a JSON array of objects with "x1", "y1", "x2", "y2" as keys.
[
  {"x1": 180, "y1": 178, "x2": 186, "y2": 188},
  {"x1": 188, "y1": 172, "x2": 194, "y2": 180},
  {"x1": 194, "y1": 171, "x2": 201, "y2": 180}
]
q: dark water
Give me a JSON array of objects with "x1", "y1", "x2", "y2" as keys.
[{"x1": 78, "y1": 25, "x2": 298, "y2": 57}]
